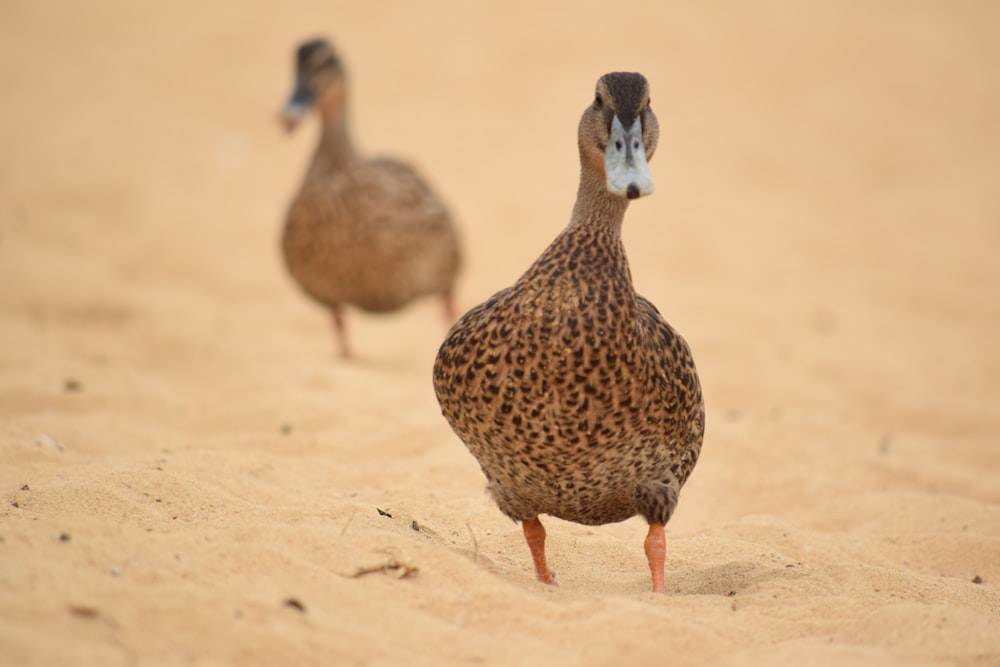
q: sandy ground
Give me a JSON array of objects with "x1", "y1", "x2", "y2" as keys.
[{"x1": 2, "y1": 1, "x2": 999, "y2": 665}]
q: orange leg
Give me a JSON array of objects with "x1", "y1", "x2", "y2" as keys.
[
  {"x1": 522, "y1": 518, "x2": 556, "y2": 585},
  {"x1": 331, "y1": 306, "x2": 352, "y2": 359},
  {"x1": 442, "y1": 293, "x2": 458, "y2": 327},
  {"x1": 644, "y1": 523, "x2": 666, "y2": 593}
]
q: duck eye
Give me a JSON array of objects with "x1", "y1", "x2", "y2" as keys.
[{"x1": 594, "y1": 93, "x2": 603, "y2": 109}]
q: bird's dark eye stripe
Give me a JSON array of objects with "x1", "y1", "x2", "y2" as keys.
[{"x1": 594, "y1": 93, "x2": 603, "y2": 108}]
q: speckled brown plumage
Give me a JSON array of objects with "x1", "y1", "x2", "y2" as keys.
[
  {"x1": 432, "y1": 72, "x2": 704, "y2": 592},
  {"x1": 280, "y1": 39, "x2": 461, "y2": 358}
]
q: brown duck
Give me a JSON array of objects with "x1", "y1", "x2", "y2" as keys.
[
  {"x1": 280, "y1": 39, "x2": 462, "y2": 358},
  {"x1": 433, "y1": 72, "x2": 703, "y2": 592}
]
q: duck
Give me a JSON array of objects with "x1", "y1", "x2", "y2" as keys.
[
  {"x1": 432, "y1": 72, "x2": 704, "y2": 593},
  {"x1": 279, "y1": 38, "x2": 462, "y2": 359}
]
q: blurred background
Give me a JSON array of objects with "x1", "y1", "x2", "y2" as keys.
[{"x1": 3, "y1": 0, "x2": 997, "y2": 440}]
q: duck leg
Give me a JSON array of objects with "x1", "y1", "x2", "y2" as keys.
[
  {"x1": 522, "y1": 517, "x2": 556, "y2": 585},
  {"x1": 330, "y1": 305, "x2": 352, "y2": 359},
  {"x1": 442, "y1": 292, "x2": 458, "y2": 327},
  {"x1": 644, "y1": 523, "x2": 666, "y2": 593}
]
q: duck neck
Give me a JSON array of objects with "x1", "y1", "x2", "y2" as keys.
[
  {"x1": 310, "y1": 114, "x2": 356, "y2": 175},
  {"x1": 569, "y1": 168, "x2": 630, "y2": 237},
  {"x1": 549, "y1": 167, "x2": 634, "y2": 286}
]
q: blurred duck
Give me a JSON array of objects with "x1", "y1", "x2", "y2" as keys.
[
  {"x1": 433, "y1": 72, "x2": 704, "y2": 592},
  {"x1": 280, "y1": 38, "x2": 462, "y2": 358}
]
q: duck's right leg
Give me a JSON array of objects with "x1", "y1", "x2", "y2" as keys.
[
  {"x1": 330, "y1": 305, "x2": 352, "y2": 359},
  {"x1": 522, "y1": 517, "x2": 556, "y2": 585}
]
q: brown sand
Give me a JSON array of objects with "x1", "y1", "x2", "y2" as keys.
[{"x1": 2, "y1": 1, "x2": 998, "y2": 665}]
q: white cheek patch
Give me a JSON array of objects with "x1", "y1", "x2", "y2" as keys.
[{"x1": 605, "y1": 115, "x2": 653, "y2": 199}]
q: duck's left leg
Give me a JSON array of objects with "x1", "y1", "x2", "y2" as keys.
[
  {"x1": 644, "y1": 524, "x2": 666, "y2": 593},
  {"x1": 636, "y1": 476, "x2": 680, "y2": 593},
  {"x1": 441, "y1": 292, "x2": 458, "y2": 327}
]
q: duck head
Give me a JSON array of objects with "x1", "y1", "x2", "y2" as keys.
[
  {"x1": 578, "y1": 72, "x2": 658, "y2": 200},
  {"x1": 281, "y1": 38, "x2": 346, "y2": 132}
]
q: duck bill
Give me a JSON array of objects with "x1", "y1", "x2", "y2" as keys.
[
  {"x1": 280, "y1": 72, "x2": 314, "y2": 132},
  {"x1": 605, "y1": 115, "x2": 653, "y2": 200}
]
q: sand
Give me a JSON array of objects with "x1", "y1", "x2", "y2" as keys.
[{"x1": 1, "y1": 1, "x2": 998, "y2": 665}]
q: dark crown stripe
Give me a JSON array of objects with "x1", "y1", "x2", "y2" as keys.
[{"x1": 601, "y1": 72, "x2": 647, "y2": 129}]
